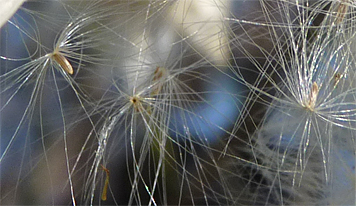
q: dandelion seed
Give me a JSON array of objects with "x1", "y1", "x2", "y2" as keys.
[
  {"x1": 0, "y1": 1, "x2": 127, "y2": 205},
  {"x1": 306, "y1": 81, "x2": 319, "y2": 111},
  {"x1": 130, "y1": 95, "x2": 144, "y2": 112},
  {"x1": 50, "y1": 50, "x2": 74, "y2": 75},
  {"x1": 100, "y1": 164, "x2": 110, "y2": 201},
  {"x1": 223, "y1": 0, "x2": 356, "y2": 204}
]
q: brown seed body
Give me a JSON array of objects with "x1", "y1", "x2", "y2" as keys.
[
  {"x1": 100, "y1": 165, "x2": 110, "y2": 201},
  {"x1": 306, "y1": 82, "x2": 319, "y2": 111},
  {"x1": 52, "y1": 52, "x2": 74, "y2": 75}
]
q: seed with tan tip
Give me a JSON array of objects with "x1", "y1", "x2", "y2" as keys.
[
  {"x1": 51, "y1": 52, "x2": 73, "y2": 75},
  {"x1": 306, "y1": 82, "x2": 319, "y2": 111}
]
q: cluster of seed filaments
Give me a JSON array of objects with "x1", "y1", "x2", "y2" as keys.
[{"x1": 304, "y1": 82, "x2": 319, "y2": 111}]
